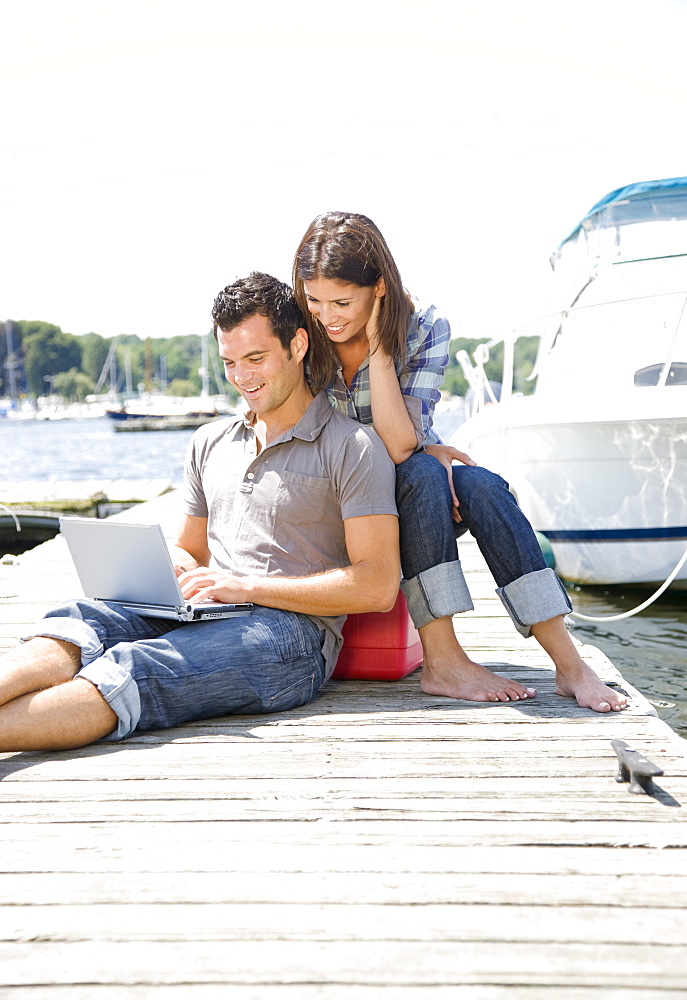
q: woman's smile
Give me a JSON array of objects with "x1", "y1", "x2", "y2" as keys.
[{"x1": 302, "y1": 277, "x2": 379, "y2": 347}]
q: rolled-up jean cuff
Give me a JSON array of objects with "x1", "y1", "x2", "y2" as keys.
[
  {"x1": 401, "y1": 561, "x2": 474, "y2": 630},
  {"x1": 497, "y1": 568, "x2": 573, "y2": 638},
  {"x1": 20, "y1": 618, "x2": 104, "y2": 665},
  {"x1": 78, "y1": 658, "x2": 141, "y2": 741}
]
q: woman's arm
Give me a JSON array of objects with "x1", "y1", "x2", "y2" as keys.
[{"x1": 367, "y1": 296, "x2": 423, "y2": 464}]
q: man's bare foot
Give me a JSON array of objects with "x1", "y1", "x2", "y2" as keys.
[
  {"x1": 421, "y1": 657, "x2": 536, "y2": 703},
  {"x1": 555, "y1": 657, "x2": 627, "y2": 713}
]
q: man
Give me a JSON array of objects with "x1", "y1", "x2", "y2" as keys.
[{"x1": 0, "y1": 273, "x2": 400, "y2": 751}]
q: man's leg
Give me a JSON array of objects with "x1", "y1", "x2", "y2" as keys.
[
  {"x1": 117, "y1": 606, "x2": 327, "y2": 733},
  {"x1": 451, "y1": 464, "x2": 626, "y2": 712},
  {"x1": 0, "y1": 635, "x2": 118, "y2": 750},
  {"x1": 0, "y1": 672, "x2": 118, "y2": 752},
  {"x1": 396, "y1": 453, "x2": 535, "y2": 703},
  {"x1": 0, "y1": 599, "x2": 183, "y2": 752},
  {"x1": 0, "y1": 636, "x2": 81, "y2": 706},
  {"x1": 0, "y1": 602, "x2": 327, "y2": 751}
]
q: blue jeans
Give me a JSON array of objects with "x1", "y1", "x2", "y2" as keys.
[
  {"x1": 396, "y1": 453, "x2": 572, "y2": 636},
  {"x1": 21, "y1": 601, "x2": 327, "y2": 740}
]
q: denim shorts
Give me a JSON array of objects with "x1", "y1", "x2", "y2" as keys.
[{"x1": 21, "y1": 600, "x2": 327, "y2": 740}]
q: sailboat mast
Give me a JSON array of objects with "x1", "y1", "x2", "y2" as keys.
[
  {"x1": 200, "y1": 331, "x2": 210, "y2": 397},
  {"x1": 4, "y1": 321, "x2": 18, "y2": 403}
]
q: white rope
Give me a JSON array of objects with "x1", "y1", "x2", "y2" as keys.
[
  {"x1": 0, "y1": 503, "x2": 21, "y2": 532},
  {"x1": 569, "y1": 543, "x2": 687, "y2": 622}
]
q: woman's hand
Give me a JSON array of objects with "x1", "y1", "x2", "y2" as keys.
[
  {"x1": 424, "y1": 443, "x2": 477, "y2": 524},
  {"x1": 365, "y1": 292, "x2": 383, "y2": 350}
]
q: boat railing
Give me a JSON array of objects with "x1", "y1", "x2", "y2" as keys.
[{"x1": 460, "y1": 280, "x2": 687, "y2": 411}]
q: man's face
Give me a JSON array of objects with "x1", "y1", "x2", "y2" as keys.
[{"x1": 217, "y1": 313, "x2": 307, "y2": 416}]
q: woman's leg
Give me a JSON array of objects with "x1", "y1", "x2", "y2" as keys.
[
  {"x1": 394, "y1": 454, "x2": 626, "y2": 711},
  {"x1": 395, "y1": 453, "x2": 535, "y2": 702},
  {"x1": 451, "y1": 465, "x2": 626, "y2": 712},
  {"x1": 450, "y1": 465, "x2": 572, "y2": 632}
]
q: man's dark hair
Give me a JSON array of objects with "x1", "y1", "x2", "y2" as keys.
[{"x1": 211, "y1": 272, "x2": 306, "y2": 352}]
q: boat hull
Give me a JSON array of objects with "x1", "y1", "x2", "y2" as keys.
[{"x1": 451, "y1": 394, "x2": 687, "y2": 588}]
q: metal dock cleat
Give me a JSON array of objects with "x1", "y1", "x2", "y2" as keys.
[{"x1": 611, "y1": 739, "x2": 664, "y2": 795}]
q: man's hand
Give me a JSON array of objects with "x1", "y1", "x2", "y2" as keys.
[
  {"x1": 177, "y1": 567, "x2": 251, "y2": 606},
  {"x1": 424, "y1": 443, "x2": 476, "y2": 524}
]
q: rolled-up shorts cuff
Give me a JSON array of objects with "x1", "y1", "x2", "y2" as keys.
[
  {"x1": 401, "y1": 561, "x2": 474, "y2": 630},
  {"x1": 20, "y1": 617, "x2": 140, "y2": 741},
  {"x1": 78, "y1": 657, "x2": 141, "y2": 741},
  {"x1": 20, "y1": 618, "x2": 104, "y2": 665},
  {"x1": 497, "y1": 568, "x2": 573, "y2": 638}
]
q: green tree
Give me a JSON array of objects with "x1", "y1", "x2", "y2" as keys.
[
  {"x1": 167, "y1": 378, "x2": 198, "y2": 397},
  {"x1": 80, "y1": 333, "x2": 110, "y2": 385},
  {"x1": 19, "y1": 322, "x2": 82, "y2": 396},
  {"x1": 53, "y1": 368, "x2": 96, "y2": 401}
]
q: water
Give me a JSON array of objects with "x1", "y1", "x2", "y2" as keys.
[
  {"x1": 1, "y1": 415, "x2": 195, "y2": 484},
  {"x1": 566, "y1": 586, "x2": 687, "y2": 741},
  {"x1": 2, "y1": 414, "x2": 686, "y2": 740}
]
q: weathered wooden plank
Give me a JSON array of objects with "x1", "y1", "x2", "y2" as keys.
[
  {"x1": 0, "y1": 758, "x2": 683, "y2": 783},
  {"x1": 2, "y1": 902, "x2": 686, "y2": 944},
  {"x1": 0, "y1": 775, "x2": 678, "y2": 799},
  {"x1": 0, "y1": 842, "x2": 682, "y2": 876},
  {"x1": 0, "y1": 707, "x2": 673, "y2": 739},
  {"x1": 0, "y1": 939, "x2": 684, "y2": 988},
  {"x1": 0, "y1": 872, "x2": 687, "y2": 912},
  {"x1": 1, "y1": 790, "x2": 684, "y2": 823},
  {"x1": 0, "y1": 988, "x2": 685, "y2": 1000},
  {"x1": 2, "y1": 741, "x2": 683, "y2": 785},
  {"x1": 3, "y1": 817, "x2": 685, "y2": 849},
  {"x1": 1, "y1": 988, "x2": 684, "y2": 1000}
]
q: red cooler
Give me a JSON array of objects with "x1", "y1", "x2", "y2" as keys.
[{"x1": 332, "y1": 591, "x2": 423, "y2": 680}]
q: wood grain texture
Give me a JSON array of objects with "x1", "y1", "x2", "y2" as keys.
[{"x1": 0, "y1": 492, "x2": 686, "y2": 992}]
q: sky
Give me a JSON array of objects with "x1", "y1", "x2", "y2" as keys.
[{"x1": 2, "y1": 0, "x2": 687, "y2": 342}]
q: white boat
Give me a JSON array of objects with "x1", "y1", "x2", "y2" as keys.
[{"x1": 450, "y1": 176, "x2": 687, "y2": 589}]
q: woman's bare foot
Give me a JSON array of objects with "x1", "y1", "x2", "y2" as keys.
[
  {"x1": 421, "y1": 657, "x2": 536, "y2": 702},
  {"x1": 555, "y1": 658, "x2": 627, "y2": 712},
  {"x1": 418, "y1": 617, "x2": 536, "y2": 702},
  {"x1": 530, "y1": 616, "x2": 627, "y2": 713}
]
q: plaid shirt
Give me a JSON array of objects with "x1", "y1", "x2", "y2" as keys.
[{"x1": 324, "y1": 303, "x2": 450, "y2": 447}]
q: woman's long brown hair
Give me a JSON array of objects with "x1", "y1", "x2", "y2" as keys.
[{"x1": 293, "y1": 212, "x2": 412, "y2": 392}]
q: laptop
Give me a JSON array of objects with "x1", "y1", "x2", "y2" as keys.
[{"x1": 59, "y1": 517, "x2": 253, "y2": 622}]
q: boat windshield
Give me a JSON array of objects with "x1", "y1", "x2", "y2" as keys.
[
  {"x1": 536, "y1": 255, "x2": 687, "y2": 393},
  {"x1": 551, "y1": 186, "x2": 687, "y2": 306}
]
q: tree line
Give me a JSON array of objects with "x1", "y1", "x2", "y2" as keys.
[
  {"x1": 0, "y1": 320, "x2": 539, "y2": 404},
  {"x1": 0, "y1": 321, "x2": 232, "y2": 402}
]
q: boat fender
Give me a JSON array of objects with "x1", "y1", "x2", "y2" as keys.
[{"x1": 534, "y1": 530, "x2": 556, "y2": 570}]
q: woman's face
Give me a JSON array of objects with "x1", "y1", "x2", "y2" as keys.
[{"x1": 302, "y1": 277, "x2": 379, "y2": 347}]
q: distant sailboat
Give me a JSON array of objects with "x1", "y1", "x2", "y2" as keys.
[{"x1": 104, "y1": 332, "x2": 233, "y2": 431}]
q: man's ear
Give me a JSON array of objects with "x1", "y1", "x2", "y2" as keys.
[
  {"x1": 375, "y1": 277, "x2": 386, "y2": 298},
  {"x1": 291, "y1": 327, "x2": 309, "y2": 362}
]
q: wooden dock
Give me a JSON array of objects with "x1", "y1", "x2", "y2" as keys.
[{"x1": 1, "y1": 491, "x2": 686, "y2": 996}]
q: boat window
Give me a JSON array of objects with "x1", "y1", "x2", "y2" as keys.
[{"x1": 634, "y1": 362, "x2": 687, "y2": 386}]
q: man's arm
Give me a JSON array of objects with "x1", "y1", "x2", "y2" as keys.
[
  {"x1": 171, "y1": 514, "x2": 211, "y2": 576},
  {"x1": 177, "y1": 513, "x2": 400, "y2": 615}
]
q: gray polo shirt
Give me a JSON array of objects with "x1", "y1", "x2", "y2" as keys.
[{"x1": 182, "y1": 391, "x2": 398, "y2": 674}]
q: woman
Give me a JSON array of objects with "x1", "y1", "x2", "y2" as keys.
[{"x1": 293, "y1": 211, "x2": 625, "y2": 713}]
